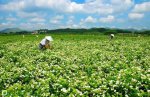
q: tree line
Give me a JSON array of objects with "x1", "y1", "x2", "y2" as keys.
[{"x1": 0, "y1": 28, "x2": 150, "y2": 35}]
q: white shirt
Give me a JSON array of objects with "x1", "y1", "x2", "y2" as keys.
[{"x1": 40, "y1": 38, "x2": 47, "y2": 45}]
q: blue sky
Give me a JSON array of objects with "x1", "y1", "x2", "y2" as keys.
[{"x1": 0, "y1": 0, "x2": 150, "y2": 30}]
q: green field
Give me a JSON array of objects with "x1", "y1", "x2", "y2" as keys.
[{"x1": 0, "y1": 34, "x2": 149, "y2": 96}]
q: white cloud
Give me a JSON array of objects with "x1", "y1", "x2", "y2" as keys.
[
  {"x1": 0, "y1": 22, "x2": 15, "y2": 30},
  {"x1": 17, "y1": 12, "x2": 39, "y2": 18},
  {"x1": 5, "y1": 17, "x2": 17, "y2": 21},
  {"x1": 67, "y1": 19, "x2": 73, "y2": 25},
  {"x1": 79, "y1": 16, "x2": 97, "y2": 28},
  {"x1": 128, "y1": 1, "x2": 150, "y2": 20},
  {"x1": 110, "y1": 0, "x2": 134, "y2": 14},
  {"x1": 68, "y1": 19, "x2": 73, "y2": 23},
  {"x1": 54, "y1": 15, "x2": 64, "y2": 20},
  {"x1": 133, "y1": 1, "x2": 150, "y2": 13},
  {"x1": 30, "y1": 17, "x2": 45, "y2": 22},
  {"x1": 69, "y1": 16, "x2": 75, "y2": 20},
  {"x1": 83, "y1": 1, "x2": 113, "y2": 14},
  {"x1": 0, "y1": 0, "x2": 134, "y2": 15},
  {"x1": 66, "y1": 2, "x2": 84, "y2": 13},
  {"x1": 50, "y1": 20, "x2": 60, "y2": 24},
  {"x1": 116, "y1": 18, "x2": 125, "y2": 23},
  {"x1": 83, "y1": 0, "x2": 134, "y2": 14},
  {"x1": 99, "y1": 15, "x2": 115, "y2": 23},
  {"x1": 30, "y1": 0, "x2": 84, "y2": 13},
  {"x1": 0, "y1": 1, "x2": 26, "y2": 11},
  {"x1": 50, "y1": 15, "x2": 64, "y2": 24},
  {"x1": 128, "y1": 13, "x2": 144, "y2": 19},
  {"x1": 16, "y1": 11, "x2": 46, "y2": 23},
  {"x1": 111, "y1": 0, "x2": 133, "y2": 5},
  {"x1": 59, "y1": 24, "x2": 81, "y2": 29},
  {"x1": 19, "y1": 22, "x2": 46, "y2": 30},
  {"x1": 66, "y1": 16, "x2": 75, "y2": 25},
  {"x1": 83, "y1": 16, "x2": 97, "y2": 23}
]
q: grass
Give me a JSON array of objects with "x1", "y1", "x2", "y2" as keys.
[{"x1": 0, "y1": 34, "x2": 149, "y2": 96}]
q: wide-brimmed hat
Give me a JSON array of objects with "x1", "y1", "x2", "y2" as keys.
[{"x1": 45, "y1": 36, "x2": 53, "y2": 41}]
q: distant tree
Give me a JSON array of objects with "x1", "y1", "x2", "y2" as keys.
[
  {"x1": 98, "y1": 28, "x2": 107, "y2": 32},
  {"x1": 142, "y1": 31, "x2": 150, "y2": 35},
  {"x1": 103, "y1": 30, "x2": 117, "y2": 35}
]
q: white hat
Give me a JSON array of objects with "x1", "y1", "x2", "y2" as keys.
[
  {"x1": 110, "y1": 34, "x2": 114, "y2": 37},
  {"x1": 45, "y1": 36, "x2": 53, "y2": 41}
]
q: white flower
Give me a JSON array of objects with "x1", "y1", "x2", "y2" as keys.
[
  {"x1": 2, "y1": 90, "x2": 7, "y2": 96},
  {"x1": 61, "y1": 88, "x2": 68, "y2": 93},
  {"x1": 116, "y1": 81, "x2": 119, "y2": 85}
]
